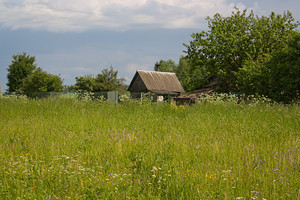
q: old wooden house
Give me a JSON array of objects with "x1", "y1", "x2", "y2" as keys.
[{"x1": 128, "y1": 70, "x2": 184, "y2": 100}]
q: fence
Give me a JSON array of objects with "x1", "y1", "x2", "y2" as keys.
[
  {"x1": 24, "y1": 91, "x2": 125, "y2": 103},
  {"x1": 3, "y1": 91, "x2": 175, "y2": 103}
]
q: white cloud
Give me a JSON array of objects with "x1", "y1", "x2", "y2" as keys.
[
  {"x1": 126, "y1": 63, "x2": 151, "y2": 73},
  {"x1": 0, "y1": 0, "x2": 250, "y2": 32}
]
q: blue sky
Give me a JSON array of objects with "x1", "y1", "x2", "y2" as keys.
[{"x1": 0, "y1": 0, "x2": 299, "y2": 92}]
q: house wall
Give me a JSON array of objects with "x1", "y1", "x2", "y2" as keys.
[{"x1": 129, "y1": 74, "x2": 148, "y2": 93}]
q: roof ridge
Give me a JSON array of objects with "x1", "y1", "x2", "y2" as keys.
[{"x1": 137, "y1": 70, "x2": 175, "y2": 74}]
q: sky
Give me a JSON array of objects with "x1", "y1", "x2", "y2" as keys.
[{"x1": 0, "y1": 0, "x2": 299, "y2": 92}]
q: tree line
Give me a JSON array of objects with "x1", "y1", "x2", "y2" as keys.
[
  {"x1": 6, "y1": 53, "x2": 126, "y2": 94},
  {"x1": 155, "y1": 9, "x2": 299, "y2": 103}
]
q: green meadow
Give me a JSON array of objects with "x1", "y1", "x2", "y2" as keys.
[{"x1": 0, "y1": 97, "x2": 299, "y2": 199}]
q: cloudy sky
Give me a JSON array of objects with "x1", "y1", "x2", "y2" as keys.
[{"x1": 0, "y1": 0, "x2": 299, "y2": 92}]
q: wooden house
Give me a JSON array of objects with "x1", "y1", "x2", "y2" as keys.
[{"x1": 128, "y1": 70, "x2": 184, "y2": 100}]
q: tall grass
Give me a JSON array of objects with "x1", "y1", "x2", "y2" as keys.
[{"x1": 0, "y1": 98, "x2": 299, "y2": 199}]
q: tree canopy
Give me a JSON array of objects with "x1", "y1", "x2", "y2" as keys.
[
  {"x1": 153, "y1": 57, "x2": 195, "y2": 91},
  {"x1": 154, "y1": 59, "x2": 177, "y2": 72},
  {"x1": 184, "y1": 10, "x2": 298, "y2": 88},
  {"x1": 7, "y1": 53, "x2": 37, "y2": 92},
  {"x1": 180, "y1": 9, "x2": 299, "y2": 101},
  {"x1": 260, "y1": 34, "x2": 300, "y2": 102},
  {"x1": 6, "y1": 53, "x2": 63, "y2": 94},
  {"x1": 20, "y1": 68, "x2": 63, "y2": 93},
  {"x1": 74, "y1": 66, "x2": 125, "y2": 92}
]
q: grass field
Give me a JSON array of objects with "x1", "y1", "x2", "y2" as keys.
[{"x1": 0, "y1": 97, "x2": 299, "y2": 199}]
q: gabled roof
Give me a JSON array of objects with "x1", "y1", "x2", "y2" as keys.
[{"x1": 128, "y1": 70, "x2": 184, "y2": 94}]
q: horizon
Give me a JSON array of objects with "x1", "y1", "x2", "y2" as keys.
[{"x1": 1, "y1": 0, "x2": 299, "y2": 92}]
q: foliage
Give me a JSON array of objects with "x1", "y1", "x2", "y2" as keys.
[
  {"x1": 6, "y1": 53, "x2": 64, "y2": 95},
  {"x1": 195, "y1": 92, "x2": 272, "y2": 105},
  {"x1": 154, "y1": 59, "x2": 178, "y2": 72},
  {"x1": 20, "y1": 68, "x2": 63, "y2": 94},
  {"x1": 95, "y1": 66, "x2": 126, "y2": 91},
  {"x1": 74, "y1": 66, "x2": 125, "y2": 92},
  {"x1": 0, "y1": 98, "x2": 299, "y2": 199},
  {"x1": 176, "y1": 56, "x2": 207, "y2": 91},
  {"x1": 183, "y1": 9, "x2": 299, "y2": 94},
  {"x1": 74, "y1": 75, "x2": 95, "y2": 92},
  {"x1": 153, "y1": 57, "x2": 196, "y2": 91},
  {"x1": 262, "y1": 34, "x2": 300, "y2": 102},
  {"x1": 0, "y1": 92, "x2": 28, "y2": 100},
  {"x1": 119, "y1": 92, "x2": 131, "y2": 102},
  {"x1": 236, "y1": 33, "x2": 300, "y2": 103},
  {"x1": 6, "y1": 53, "x2": 37, "y2": 92}
]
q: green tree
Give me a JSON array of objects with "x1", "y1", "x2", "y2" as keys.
[
  {"x1": 6, "y1": 53, "x2": 37, "y2": 92},
  {"x1": 74, "y1": 66, "x2": 125, "y2": 92},
  {"x1": 154, "y1": 59, "x2": 177, "y2": 72},
  {"x1": 184, "y1": 9, "x2": 299, "y2": 92},
  {"x1": 20, "y1": 68, "x2": 63, "y2": 93},
  {"x1": 74, "y1": 75, "x2": 95, "y2": 92},
  {"x1": 94, "y1": 66, "x2": 125, "y2": 91},
  {"x1": 263, "y1": 34, "x2": 300, "y2": 102},
  {"x1": 176, "y1": 56, "x2": 208, "y2": 91},
  {"x1": 154, "y1": 57, "x2": 200, "y2": 91}
]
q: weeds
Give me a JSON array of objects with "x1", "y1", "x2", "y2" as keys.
[{"x1": 0, "y1": 98, "x2": 299, "y2": 199}]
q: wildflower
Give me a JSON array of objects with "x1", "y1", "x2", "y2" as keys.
[
  {"x1": 170, "y1": 102, "x2": 178, "y2": 110},
  {"x1": 222, "y1": 170, "x2": 231, "y2": 173},
  {"x1": 179, "y1": 105, "x2": 185, "y2": 109}
]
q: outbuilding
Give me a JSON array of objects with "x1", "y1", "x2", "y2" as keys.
[{"x1": 128, "y1": 70, "x2": 184, "y2": 100}]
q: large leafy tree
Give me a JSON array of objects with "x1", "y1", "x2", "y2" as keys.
[
  {"x1": 263, "y1": 34, "x2": 300, "y2": 102},
  {"x1": 20, "y1": 68, "x2": 63, "y2": 93},
  {"x1": 184, "y1": 9, "x2": 299, "y2": 92},
  {"x1": 7, "y1": 53, "x2": 37, "y2": 92},
  {"x1": 237, "y1": 33, "x2": 300, "y2": 102}
]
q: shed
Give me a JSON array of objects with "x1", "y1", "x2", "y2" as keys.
[
  {"x1": 174, "y1": 88, "x2": 214, "y2": 105},
  {"x1": 128, "y1": 70, "x2": 184, "y2": 96}
]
